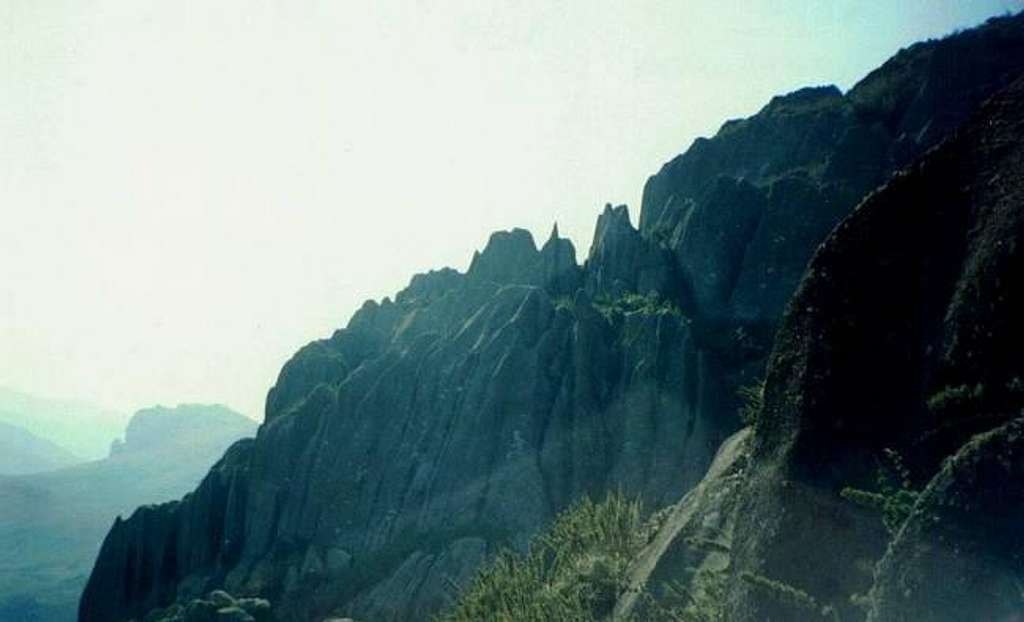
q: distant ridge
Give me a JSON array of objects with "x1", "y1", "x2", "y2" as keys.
[
  {"x1": 0, "y1": 420, "x2": 81, "y2": 476},
  {"x1": 0, "y1": 403, "x2": 256, "y2": 622},
  {"x1": 0, "y1": 387, "x2": 127, "y2": 460},
  {"x1": 80, "y1": 12, "x2": 1024, "y2": 622}
]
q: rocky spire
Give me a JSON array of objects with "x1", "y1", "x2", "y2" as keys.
[
  {"x1": 466, "y1": 228, "x2": 540, "y2": 285},
  {"x1": 539, "y1": 222, "x2": 580, "y2": 296}
]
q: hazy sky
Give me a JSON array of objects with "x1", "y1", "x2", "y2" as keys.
[{"x1": 2, "y1": 0, "x2": 1019, "y2": 421}]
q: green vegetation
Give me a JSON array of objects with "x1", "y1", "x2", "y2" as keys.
[
  {"x1": 640, "y1": 534, "x2": 731, "y2": 622},
  {"x1": 593, "y1": 292, "x2": 684, "y2": 321},
  {"x1": 682, "y1": 536, "x2": 731, "y2": 557},
  {"x1": 740, "y1": 572, "x2": 840, "y2": 621},
  {"x1": 552, "y1": 292, "x2": 687, "y2": 323},
  {"x1": 553, "y1": 295, "x2": 576, "y2": 313},
  {"x1": 650, "y1": 224, "x2": 676, "y2": 247},
  {"x1": 439, "y1": 491, "x2": 748, "y2": 622},
  {"x1": 436, "y1": 493, "x2": 646, "y2": 622},
  {"x1": 647, "y1": 570, "x2": 728, "y2": 622},
  {"x1": 737, "y1": 379, "x2": 765, "y2": 427},
  {"x1": 926, "y1": 383, "x2": 986, "y2": 414},
  {"x1": 840, "y1": 449, "x2": 919, "y2": 535}
]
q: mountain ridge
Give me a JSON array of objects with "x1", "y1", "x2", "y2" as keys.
[
  {"x1": 609, "y1": 71, "x2": 1024, "y2": 622},
  {"x1": 0, "y1": 387, "x2": 128, "y2": 461},
  {"x1": 80, "y1": 12, "x2": 1024, "y2": 622},
  {"x1": 0, "y1": 420, "x2": 82, "y2": 476},
  {"x1": 0, "y1": 404, "x2": 256, "y2": 622}
]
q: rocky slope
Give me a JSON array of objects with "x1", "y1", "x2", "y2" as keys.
[
  {"x1": 0, "y1": 405, "x2": 255, "y2": 622},
  {"x1": 81, "y1": 13, "x2": 1024, "y2": 622},
  {"x1": 641, "y1": 12, "x2": 1024, "y2": 327},
  {"x1": 81, "y1": 228, "x2": 717, "y2": 622},
  {"x1": 616, "y1": 70, "x2": 1024, "y2": 622},
  {"x1": 733, "y1": 68, "x2": 1024, "y2": 622}
]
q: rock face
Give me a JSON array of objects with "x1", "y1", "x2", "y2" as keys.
[
  {"x1": 641, "y1": 13, "x2": 1024, "y2": 327},
  {"x1": 82, "y1": 227, "x2": 719, "y2": 622},
  {"x1": 723, "y1": 72, "x2": 1024, "y2": 620},
  {"x1": 0, "y1": 405, "x2": 255, "y2": 622},
  {"x1": 585, "y1": 204, "x2": 679, "y2": 299},
  {"x1": 613, "y1": 428, "x2": 752, "y2": 621},
  {"x1": 80, "y1": 14, "x2": 1024, "y2": 622},
  {"x1": 868, "y1": 418, "x2": 1024, "y2": 622},
  {"x1": 612, "y1": 69, "x2": 1024, "y2": 622}
]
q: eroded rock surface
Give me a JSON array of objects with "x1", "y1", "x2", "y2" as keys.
[
  {"x1": 869, "y1": 418, "x2": 1024, "y2": 622},
  {"x1": 80, "y1": 14, "x2": 1024, "y2": 622},
  {"x1": 727, "y1": 72, "x2": 1024, "y2": 621}
]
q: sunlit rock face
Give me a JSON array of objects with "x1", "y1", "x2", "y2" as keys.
[{"x1": 80, "y1": 14, "x2": 1024, "y2": 622}]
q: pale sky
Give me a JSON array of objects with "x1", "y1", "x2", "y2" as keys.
[{"x1": 2, "y1": 0, "x2": 1019, "y2": 421}]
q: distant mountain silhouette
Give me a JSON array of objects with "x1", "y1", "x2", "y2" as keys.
[
  {"x1": 0, "y1": 420, "x2": 81, "y2": 476},
  {"x1": 0, "y1": 388, "x2": 127, "y2": 461},
  {"x1": 0, "y1": 404, "x2": 256, "y2": 622}
]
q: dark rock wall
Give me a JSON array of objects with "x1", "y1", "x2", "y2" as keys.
[
  {"x1": 728, "y1": 74, "x2": 1024, "y2": 621},
  {"x1": 81, "y1": 439, "x2": 254, "y2": 622},
  {"x1": 641, "y1": 13, "x2": 1024, "y2": 327},
  {"x1": 615, "y1": 69, "x2": 1024, "y2": 622},
  {"x1": 82, "y1": 227, "x2": 728, "y2": 622},
  {"x1": 868, "y1": 418, "x2": 1024, "y2": 622},
  {"x1": 80, "y1": 14, "x2": 1024, "y2": 622}
]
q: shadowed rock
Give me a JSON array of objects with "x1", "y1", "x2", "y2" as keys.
[
  {"x1": 728, "y1": 72, "x2": 1024, "y2": 621},
  {"x1": 80, "y1": 14, "x2": 1024, "y2": 622},
  {"x1": 869, "y1": 418, "x2": 1024, "y2": 622}
]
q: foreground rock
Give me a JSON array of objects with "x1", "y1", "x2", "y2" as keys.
[
  {"x1": 613, "y1": 428, "x2": 752, "y2": 620},
  {"x1": 868, "y1": 418, "x2": 1024, "y2": 622},
  {"x1": 615, "y1": 68, "x2": 1024, "y2": 622},
  {"x1": 728, "y1": 69, "x2": 1024, "y2": 621}
]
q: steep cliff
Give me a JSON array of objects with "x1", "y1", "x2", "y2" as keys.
[
  {"x1": 81, "y1": 13, "x2": 1024, "y2": 622},
  {"x1": 641, "y1": 12, "x2": 1024, "y2": 327},
  {"x1": 731, "y1": 69, "x2": 1024, "y2": 622},
  {"x1": 614, "y1": 70, "x2": 1024, "y2": 622},
  {"x1": 82, "y1": 225, "x2": 721, "y2": 622},
  {"x1": 868, "y1": 419, "x2": 1024, "y2": 622}
]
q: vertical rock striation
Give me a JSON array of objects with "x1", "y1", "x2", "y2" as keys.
[{"x1": 81, "y1": 13, "x2": 1024, "y2": 622}]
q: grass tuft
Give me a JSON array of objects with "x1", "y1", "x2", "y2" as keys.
[{"x1": 435, "y1": 493, "x2": 645, "y2": 622}]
